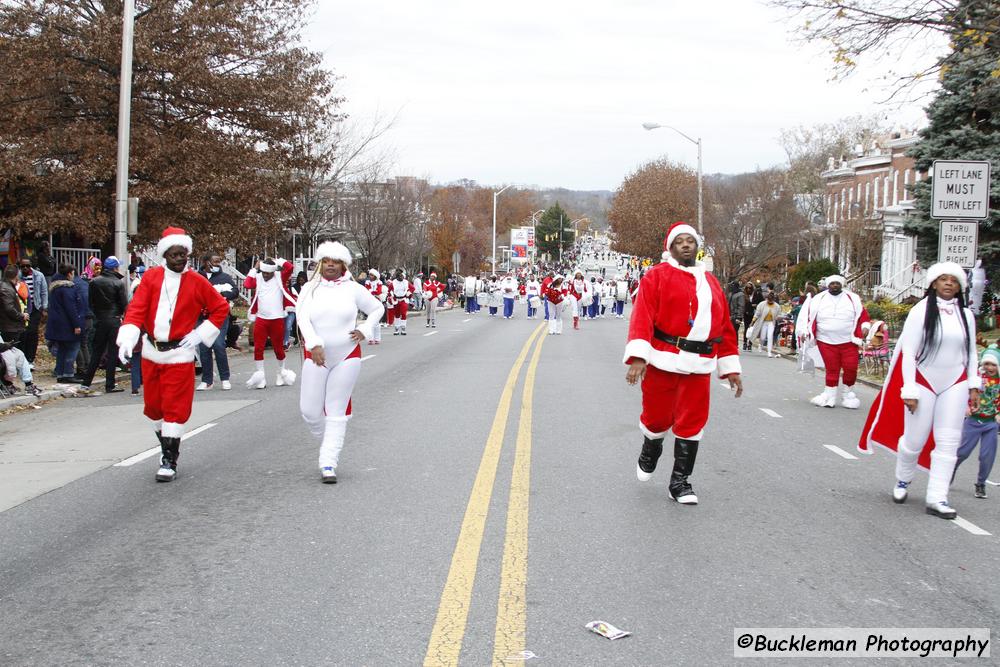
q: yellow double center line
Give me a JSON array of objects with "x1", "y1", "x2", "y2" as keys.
[{"x1": 424, "y1": 324, "x2": 546, "y2": 667}]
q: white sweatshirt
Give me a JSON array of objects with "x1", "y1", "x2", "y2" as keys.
[
  {"x1": 255, "y1": 275, "x2": 286, "y2": 320},
  {"x1": 899, "y1": 296, "x2": 980, "y2": 398},
  {"x1": 296, "y1": 275, "x2": 385, "y2": 364},
  {"x1": 500, "y1": 277, "x2": 518, "y2": 297}
]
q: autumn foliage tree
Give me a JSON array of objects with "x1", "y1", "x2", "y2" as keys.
[
  {"x1": 0, "y1": 0, "x2": 335, "y2": 252},
  {"x1": 608, "y1": 159, "x2": 697, "y2": 259}
]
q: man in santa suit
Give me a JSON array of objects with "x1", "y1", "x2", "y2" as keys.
[
  {"x1": 116, "y1": 227, "x2": 230, "y2": 482},
  {"x1": 799, "y1": 274, "x2": 870, "y2": 408},
  {"x1": 244, "y1": 257, "x2": 297, "y2": 389},
  {"x1": 390, "y1": 269, "x2": 413, "y2": 335},
  {"x1": 424, "y1": 271, "x2": 444, "y2": 328},
  {"x1": 624, "y1": 222, "x2": 743, "y2": 505},
  {"x1": 366, "y1": 269, "x2": 387, "y2": 344}
]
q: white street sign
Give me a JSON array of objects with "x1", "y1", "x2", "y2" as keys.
[
  {"x1": 931, "y1": 160, "x2": 991, "y2": 220},
  {"x1": 938, "y1": 220, "x2": 978, "y2": 268}
]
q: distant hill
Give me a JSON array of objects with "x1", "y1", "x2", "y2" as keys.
[{"x1": 533, "y1": 188, "x2": 613, "y2": 231}]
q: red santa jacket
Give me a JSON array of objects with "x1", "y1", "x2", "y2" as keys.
[
  {"x1": 368, "y1": 281, "x2": 387, "y2": 302},
  {"x1": 117, "y1": 266, "x2": 230, "y2": 365},
  {"x1": 245, "y1": 260, "x2": 296, "y2": 320},
  {"x1": 424, "y1": 279, "x2": 444, "y2": 299},
  {"x1": 540, "y1": 276, "x2": 553, "y2": 297},
  {"x1": 624, "y1": 258, "x2": 741, "y2": 377}
]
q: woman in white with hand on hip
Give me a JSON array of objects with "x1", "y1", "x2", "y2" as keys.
[{"x1": 296, "y1": 242, "x2": 384, "y2": 483}]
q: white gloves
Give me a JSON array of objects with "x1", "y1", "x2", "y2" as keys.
[
  {"x1": 118, "y1": 344, "x2": 132, "y2": 365},
  {"x1": 179, "y1": 331, "x2": 202, "y2": 351}
]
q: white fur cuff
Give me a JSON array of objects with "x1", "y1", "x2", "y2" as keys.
[
  {"x1": 623, "y1": 338, "x2": 653, "y2": 364},
  {"x1": 968, "y1": 375, "x2": 983, "y2": 391},
  {"x1": 195, "y1": 320, "x2": 221, "y2": 347},
  {"x1": 900, "y1": 383, "x2": 920, "y2": 400},
  {"x1": 117, "y1": 323, "x2": 141, "y2": 351},
  {"x1": 717, "y1": 355, "x2": 742, "y2": 378}
]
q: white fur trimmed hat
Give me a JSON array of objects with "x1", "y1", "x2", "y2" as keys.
[
  {"x1": 368, "y1": 269, "x2": 380, "y2": 280},
  {"x1": 662, "y1": 221, "x2": 701, "y2": 260},
  {"x1": 157, "y1": 226, "x2": 193, "y2": 258},
  {"x1": 315, "y1": 241, "x2": 352, "y2": 266},
  {"x1": 925, "y1": 261, "x2": 967, "y2": 290},
  {"x1": 826, "y1": 274, "x2": 847, "y2": 287}
]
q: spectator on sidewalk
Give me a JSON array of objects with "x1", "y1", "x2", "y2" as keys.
[
  {"x1": 44, "y1": 265, "x2": 84, "y2": 383},
  {"x1": 79, "y1": 256, "x2": 129, "y2": 394},
  {"x1": 749, "y1": 292, "x2": 781, "y2": 358},
  {"x1": 0, "y1": 265, "x2": 27, "y2": 345},
  {"x1": 16, "y1": 257, "x2": 48, "y2": 364},
  {"x1": 954, "y1": 347, "x2": 1000, "y2": 500},
  {"x1": 74, "y1": 261, "x2": 97, "y2": 378},
  {"x1": 1, "y1": 335, "x2": 42, "y2": 396},
  {"x1": 34, "y1": 241, "x2": 57, "y2": 282},
  {"x1": 196, "y1": 252, "x2": 237, "y2": 391}
]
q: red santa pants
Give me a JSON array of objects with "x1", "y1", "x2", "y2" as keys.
[
  {"x1": 817, "y1": 341, "x2": 859, "y2": 387},
  {"x1": 640, "y1": 366, "x2": 711, "y2": 441},
  {"x1": 254, "y1": 317, "x2": 287, "y2": 361},
  {"x1": 386, "y1": 306, "x2": 395, "y2": 326},
  {"x1": 393, "y1": 301, "x2": 408, "y2": 321},
  {"x1": 141, "y1": 359, "x2": 196, "y2": 425}
]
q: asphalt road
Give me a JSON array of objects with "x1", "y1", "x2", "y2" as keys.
[{"x1": 1, "y1": 304, "x2": 997, "y2": 666}]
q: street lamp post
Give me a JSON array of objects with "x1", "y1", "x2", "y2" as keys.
[
  {"x1": 642, "y1": 122, "x2": 702, "y2": 236},
  {"x1": 492, "y1": 185, "x2": 512, "y2": 274},
  {"x1": 530, "y1": 209, "x2": 544, "y2": 263},
  {"x1": 114, "y1": 0, "x2": 137, "y2": 269}
]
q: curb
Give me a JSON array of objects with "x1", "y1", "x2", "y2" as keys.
[{"x1": 0, "y1": 388, "x2": 70, "y2": 412}]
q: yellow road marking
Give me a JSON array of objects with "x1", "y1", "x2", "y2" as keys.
[
  {"x1": 424, "y1": 324, "x2": 545, "y2": 667},
  {"x1": 492, "y1": 331, "x2": 545, "y2": 665}
]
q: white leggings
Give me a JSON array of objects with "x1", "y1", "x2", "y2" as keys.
[
  {"x1": 758, "y1": 321, "x2": 774, "y2": 354},
  {"x1": 300, "y1": 357, "x2": 361, "y2": 469},
  {"x1": 897, "y1": 381, "x2": 967, "y2": 504}
]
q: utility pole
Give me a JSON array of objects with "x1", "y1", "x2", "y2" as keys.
[
  {"x1": 558, "y1": 214, "x2": 564, "y2": 262},
  {"x1": 114, "y1": 0, "x2": 136, "y2": 269}
]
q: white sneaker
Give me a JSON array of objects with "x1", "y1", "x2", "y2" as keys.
[
  {"x1": 841, "y1": 390, "x2": 861, "y2": 409},
  {"x1": 276, "y1": 368, "x2": 297, "y2": 387},
  {"x1": 196, "y1": 382, "x2": 211, "y2": 391},
  {"x1": 636, "y1": 463, "x2": 653, "y2": 482},
  {"x1": 246, "y1": 370, "x2": 266, "y2": 389},
  {"x1": 221, "y1": 381, "x2": 232, "y2": 391},
  {"x1": 321, "y1": 467, "x2": 337, "y2": 484},
  {"x1": 892, "y1": 480, "x2": 909, "y2": 504},
  {"x1": 156, "y1": 462, "x2": 176, "y2": 483}
]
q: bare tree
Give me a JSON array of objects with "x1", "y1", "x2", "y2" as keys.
[
  {"x1": 770, "y1": 0, "x2": 999, "y2": 100},
  {"x1": 706, "y1": 170, "x2": 808, "y2": 281}
]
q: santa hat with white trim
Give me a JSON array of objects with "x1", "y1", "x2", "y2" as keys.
[
  {"x1": 157, "y1": 226, "x2": 193, "y2": 259},
  {"x1": 826, "y1": 274, "x2": 847, "y2": 287},
  {"x1": 925, "y1": 261, "x2": 967, "y2": 291},
  {"x1": 315, "y1": 241, "x2": 352, "y2": 266},
  {"x1": 662, "y1": 221, "x2": 701, "y2": 260}
]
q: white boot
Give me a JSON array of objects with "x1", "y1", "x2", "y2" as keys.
[
  {"x1": 246, "y1": 370, "x2": 266, "y2": 389},
  {"x1": 276, "y1": 367, "x2": 296, "y2": 387},
  {"x1": 318, "y1": 416, "x2": 349, "y2": 481},
  {"x1": 841, "y1": 386, "x2": 861, "y2": 409},
  {"x1": 810, "y1": 386, "x2": 836, "y2": 408}
]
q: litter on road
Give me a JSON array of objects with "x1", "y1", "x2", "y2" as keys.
[{"x1": 585, "y1": 620, "x2": 632, "y2": 640}]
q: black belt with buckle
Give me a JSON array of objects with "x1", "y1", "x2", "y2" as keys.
[
  {"x1": 148, "y1": 336, "x2": 183, "y2": 352},
  {"x1": 653, "y1": 328, "x2": 721, "y2": 355}
]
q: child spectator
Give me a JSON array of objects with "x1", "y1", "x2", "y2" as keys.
[{"x1": 955, "y1": 348, "x2": 1000, "y2": 499}]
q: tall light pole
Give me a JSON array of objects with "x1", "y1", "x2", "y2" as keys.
[
  {"x1": 492, "y1": 184, "x2": 512, "y2": 274},
  {"x1": 115, "y1": 0, "x2": 137, "y2": 266},
  {"x1": 642, "y1": 122, "x2": 702, "y2": 236},
  {"x1": 530, "y1": 209, "x2": 544, "y2": 263}
]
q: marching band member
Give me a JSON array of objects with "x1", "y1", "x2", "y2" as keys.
[
  {"x1": 116, "y1": 227, "x2": 230, "y2": 482},
  {"x1": 544, "y1": 276, "x2": 566, "y2": 335},
  {"x1": 296, "y1": 242, "x2": 385, "y2": 483},
  {"x1": 367, "y1": 270, "x2": 386, "y2": 345},
  {"x1": 541, "y1": 271, "x2": 554, "y2": 321},
  {"x1": 390, "y1": 269, "x2": 413, "y2": 335},
  {"x1": 500, "y1": 271, "x2": 518, "y2": 319},
  {"x1": 569, "y1": 270, "x2": 589, "y2": 330},
  {"x1": 487, "y1": 275, "x2": 500, "y2": 317},
  {"x1": 859, "y1": 263, "x2": 979, "y2": 519},
  {"x1": 424, "y1": 271, "x2": 444, "y2": 328},
  {"x1": 245, "y1": 257, "x2": 297, "y2": 389},
  {"x1": 625, "y1": 222, "x2": 742, "y2": 505},
  {"x1": 525, "y1": 274, "x2": 541, "y2": 319},
  {"x1": 464, "y1": 274, "x2": 478, "y2": 314},
  {"x1": 612, "y1": 276, "x2": 628, "y2": 318}
]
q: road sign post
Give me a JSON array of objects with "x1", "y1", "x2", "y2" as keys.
[
  {"x1": 938, "y1": 220, "x2": 979, "y2": 268},
  {"x1": 931, "y1": 160, "x2": 991, "y2": 220}
]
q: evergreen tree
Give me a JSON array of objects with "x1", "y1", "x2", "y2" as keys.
[
  {"x1": 906, "y1": 0, "x2": 1000, "y2": 264},
  {"x1": 535, "y1": 203, "x2": 574, "y2": 257}
]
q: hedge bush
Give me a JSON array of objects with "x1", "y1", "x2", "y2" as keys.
[{"x1": 864, "y1": 300, "x2": 913, "y2": 334}]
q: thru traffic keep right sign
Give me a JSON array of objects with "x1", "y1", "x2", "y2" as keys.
[{"x1": 931, "y1": 160, "x2": 991, "y2": 220}]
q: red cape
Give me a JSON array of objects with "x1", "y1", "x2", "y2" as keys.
[{"x1": 857, "y1": 346, "x2": 935, "y2": 471}]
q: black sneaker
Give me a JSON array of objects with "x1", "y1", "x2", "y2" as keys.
[
  {"x1": 25, "y1": 384, "x2": 42, "y2": 397},
  {"x1": 106, "y1": 386, "x2": 125, "y2": 394},
  {"x1": 975, "y1": 484, "x2": 987, "y2": 499}
]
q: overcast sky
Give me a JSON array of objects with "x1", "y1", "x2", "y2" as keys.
[{"x1": 303, "y1": 0, "x2": 936, "y2": 191}]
